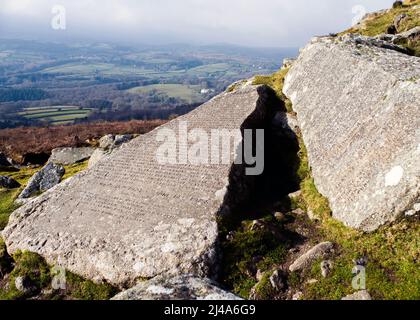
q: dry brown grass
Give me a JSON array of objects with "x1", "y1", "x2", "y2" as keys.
[{"x1": 0, "y1": 120, "x2": 167, "y2": 163}]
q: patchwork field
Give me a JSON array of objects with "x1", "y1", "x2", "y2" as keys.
[{"x1": 17, "y1": 106, "x2": 93, "y2": 125}]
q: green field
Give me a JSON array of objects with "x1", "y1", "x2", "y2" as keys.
[
  {"x1": 127, "y1": 84, "x2": 204, "y2": 104},
  {"x1": 17, "y1": 106, "x2": 92, "y2": 125},
  {"x1": 187, "y1": 63, "x2": 231, "y2": 74},
  {"x1": 41, "y1": 61, "x2": 236, "y2": 79}
]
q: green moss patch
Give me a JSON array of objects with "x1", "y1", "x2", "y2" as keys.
[
  {"x1": 64, "y1": 272, "x2": 118, "y2": 300},
  {"x1": 0, "y1": 249, "x2": 118, "y2": 300},
  {"x1": 253, "y1": 68, "x2": 293, "y2": 112},
  {"x1": 62, "y1": 160, "x2": 88, "y2": 180},
  {"x1": 219, "y1": 216, "x2": 289, "y2": 298}
]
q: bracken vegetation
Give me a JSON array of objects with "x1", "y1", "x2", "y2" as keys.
[{"x1": 0, "y1": 120, "x2": 166, "y2": 164}]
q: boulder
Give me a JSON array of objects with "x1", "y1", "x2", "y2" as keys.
[
  {"x1": 49, "y1": 147, "x2": 94, "y2": 166},
  {"x1": 289, "y1": 242, "x2": 334, "y2": 272},
  {"x1": 18, "y1": 162, "x2": 65, "y2": 199},
  {"x1": 0, "y1": 176, "x2": 20, "y2": 189},
  {"x1": 98, "y1": 134, "x2": 134, "y2": 150},
  {"x1": 111, "y1": 274, "x2": 241, "y2": 300},
  {"x1": 3, "y1": 83, "x2": 283, "y2": 286},
  {"x1": 14, "y1": 276, "x2": 36, "y2": 295},
  {"x1": 320, "y1": 260, "x2": 333, "y2": 278},
  {"x1": 284, "y1": 34, "x2": 420, "y2": 231},
  {"x1": 88, "y1": 149, "x2": 110, "y2": 169},
  {"x1": 394, "y1": 14, "x2": 408, "y2": 32},
  {"x1": 98, "y1": 134, "x2": 115, "y2": 150},
  {"x1": 114, "y1": 134, "x2": 134, "y2": 147},
  {"x1": 342, "y1": 290, "x2": 372, "y2": 300},
  {"x1": 282, "y1": 58, "x2": 297, "y2": 69},
  {"x1": 269, "y1": 270, "x2": 287, "y2": 292}
]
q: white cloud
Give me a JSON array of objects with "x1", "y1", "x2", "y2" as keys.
[{"x1": 0, "y1": 0, "x2": 395, "y2": 46}]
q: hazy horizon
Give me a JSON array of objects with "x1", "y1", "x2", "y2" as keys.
[{"x1": 0, "y1": 0, "x2": 395, "y2": 48}]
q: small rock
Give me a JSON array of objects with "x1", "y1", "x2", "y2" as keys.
[
  {"x1": 256, "y1": 269, "x2": 264, "y2": 282},
  {"x1": 269, "y1": 270, "x2": 287, "y2": 292},
  {"x1": 98, "y1": 134, "x2": 115, "y2": 149},
  {"x1": 15, "y1": 276, "x2": 35, "y2": 294},
  {"x1": 18, "y1": 162, "x2": 65, "y2": 199},
  {"x1": 353, "y1": 256, "x2": 368, "y2": 267},
  {"x1": 248, "y1": 286, "x2": 257, "y2": 300},
  {"x1": 306, "y1": 279, "x2": 318, "y2": 285},
  {"x1": 289, "y1": 242, "x2": 334, "y2": 272},
  {"x1": 320, "y1": 260, "x2": 333, "y2": 278},
  {"x1": 406, "y1": 203, "x2": 420, "y2": 217},
  {"x1": 288, "y1": 190, "x2": 302, "y2": 199},
  {"x1": 112, "y1": 274, "x2": 241, "y2": 300},
  {"x1": 394, "y1": 14, "x2": 408, "y2": 32},
  {"x1": 274, "y1": 212, "x2": 286, "y2": 222},
  {"x1": 292, "y1": 208, "x2": 305, "y2": 216},
  {"x1": 292, "y1": 291, "x2": 303, "y2": 300},
  {"x1": 114, "y1": 134, "x2": 134, "y2": 147},
  {"x1": 289, "y1": 247, "x2": 299, "y2": 254},
  {"x1": 250, "y1": 220, "x2": 265, "y2": 231},
  {"x1": 342, "y1": 290, "x2": 372, "y2": 301},
  {"x1": 307, "y1": 209, "x2": 320, "y2": 221},
  {"x1": 98, "y1": 134, "x2": 134, "y2": 150},
  {"x1": 282, "y1": 58, "x2": 297, "y2": 69},
  {"x1": 49, "y1": 147, "x2": 94, "y2": 166},
  {"x1": 88, "y1": 149, "x2": 109, "y2": 168},
  {"x1": 0, "y1": 176, "x2": 20, "y2": 189},
  {"x1": 226, "y1": 231, "x2": 235, "y2": 241}
]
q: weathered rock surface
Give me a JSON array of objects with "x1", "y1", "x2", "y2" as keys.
[
  {"x1": 112, "y1": 274, "x2": 241, "y2": 300},
  {"x1": 49, "y1": 147, "x2": 94, "y2": 166},
  {"x1": 17, "y1": 162, "x2": 65, "y2": 199},
  {"x1": 284, "y1": 34, "x2": 420, "y2": 231},
  {"x1": 88, "y1": 149, "x2": 110, "y2": 169},
  {"x1": 88, "y1": 134, "x2": 135, "y2": 168},
  {"x1": 3, "y1": 83, "x2": 281, "y2": 286},
  {"x1": 98, "y1": 134, "x2": 134, "y2": 150},
  {"x1": 0, "y1": 176, "x2": 20, "y2": 189},
  {"x1": 342, "y1": 290, "x2": 372, "y2": 300},
  {"x1": 289, "y1": 242, "x2": 334, "y2": 272}
]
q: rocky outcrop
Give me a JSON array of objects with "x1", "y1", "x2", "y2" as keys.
[
  {"x1": 3, "y1": 83, "x2": 283, "y2": 286},
  {"x1": 49, "y1": 147, "x2": 94, "y2": 166},
  {"x1": 88, "y1": 134, "x2": 135, "y2": 168},
  {"x1": 17, "y1": 163, "x2": 65, "y2": 199},
  {"x1": 284, "y1": 34, "x2": 420, "y2": 231},
  {"x1": 88, "y1": 149, "x2": 110, "y2": 168},
  {"x1": 112, "y1": 274, "x2": 241, "y2": 300},
  {"x1": 342, "y1": 290, "x2": 372, "y2": 301},
  {"x1": 0, "y1": 176, "x2": 20, "y2": 189},
  {"x1": 98, "y1": 134, "x2": 134, "y2": 150}
]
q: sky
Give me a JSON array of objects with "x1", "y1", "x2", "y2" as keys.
[{"x1": 0, "y1": 0, "x2": 395, "y2": 48}]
